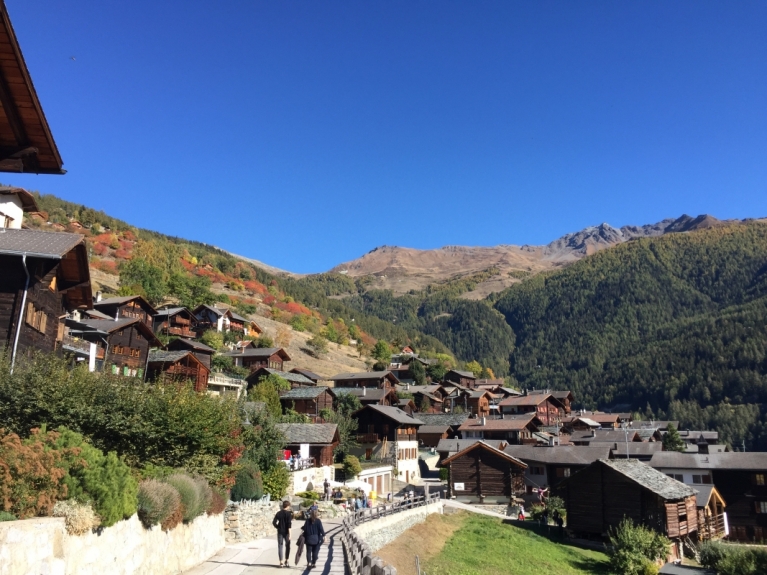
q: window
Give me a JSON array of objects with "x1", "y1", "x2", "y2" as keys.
[
  {"x1": 693, "y1": 475, "x2": 702, "y2": 484},
  {"x1": 365, "y1": 448, "x2": 372, "y2": 460},
  {"x1": 25, "y1": 302, "x2": 48, "y2": 333},
  {"x1": 757, "y1": 501, "x2": 767, "y2": 514},
  {"x1": 755, "y1": 474, "x2": 765, "y2": 486},
  {"x1": 702, "y1": 475, "x2": 712, "y2": 484},
  {"x1": 531, "y1": 466, "x2": 544, "y2": 476},
  {"x1": 556, "y1": 468, "x2": 571, "y2": 478}
]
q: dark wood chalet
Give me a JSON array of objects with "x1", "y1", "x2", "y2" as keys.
[
  {"x1": 279, "y1": 386, "x2": 333, "y2": 423},
  {"x1": 275, "y1": 423, "x2": 339, "y2": 467},
  {"x1": 418, "y1": 413, "x2": 469, "y2": 440},
  {"x1": 246, "y1": 367, "x2": 314, "y2": 390},
  {"x1": 329, "y1": 386, "x2": 398, "y2": 407},
  {"x1": 499, "y1": 393, "x2": 564, "y2": 426},
  {"x1": 224, "y1": 347, "x2": 290, "y2": 372},
  {"x1": 228, "y1": 310, "x2": 247, "y2": 333},
  {"x1": 192, "y1": 304, "x2": 230, "y2": 332},
  {"x1": 153, "y1": 306, "x2": 199, "y2": 339},
  {"x1": 418, "y1": 425, "x2": 451, "y2": 447},
  {"x1": 0, "y1": 230, "x2": 91, "y2": 365},
  {"x1": 146, "y1": 349, "x2": 210, "y2": 392},
  {"x1": 164, "y1": 337, "x2": 215, "y2": 370},
  {"x1": 443, "y1": 441, "x2": 527, "y2": 504},
  {"x1": 560, "y1": 459, "x2": 697, "y2": 558},
  {"x1": 93, "y1": 295, "x2": 156, "y2": 328},
  {"x1": 694, "y1": 485, "x2": 727, "y2": 541},
  {"x1": 525, "y1": 389, "x2": 574, "y2": 415},
  {"x1": 0, "y1": 3, "x2": 64, "y2": 174},
  {"x1": 443, "y1": 370, "x2": 476, "y2": 388},
  {"x1": 459, "y1": 390, "x2": 491, "y2": 417},
  {"x1": 353, "y1": 405, "x2": 423, "y2": 444},
  {"x1": 411, "y1": 390, "x2": 443, "y2": 413},
  {"x1": 502, "y1": 444, "x2": 612, "y2": 493},
  {"x1": 329, "y1": 371, "x2": 399, "y2": 390},
  {"x1": 65, "y1": 317, "x2": 161, "y2": 378},
  {"x1": 650, "y1": 452, "x2": 767, "y2": 542},
  {"x1": 458, "y1": 414, "x2": 543, "y2": 444},
  {"x1": 398, "y1": 397, "x2": 416, "y2": 415}
]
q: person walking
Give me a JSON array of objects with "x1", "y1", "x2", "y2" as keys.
[
  {"x1": 272, "y1": 500, "x2": 293, "y2": 568},
  {"x1": 323, "y1": 479, "x2": 331, "y2": 502},
  {"x1": 301, "y1": 510, "x2": 325, "y2": 569}
]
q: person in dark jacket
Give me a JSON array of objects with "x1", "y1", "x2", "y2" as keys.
[
  {"x1": 273, "y1": 500, "x2": 293, "y2": 568},
  {"x1": 301, "y1": 510, "x2": 325, "y2": 569}
]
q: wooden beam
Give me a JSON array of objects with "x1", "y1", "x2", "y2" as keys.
[{"x1": 0, "y1": 67, "x2": 27, "y2": 147}]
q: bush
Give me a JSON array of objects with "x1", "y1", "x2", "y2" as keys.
[
  {"x1": 207, "y1": 488, "x2": 227, "y2": 516},
  {"x1": 137, "y1": 479, "x2": 181, "y2": 529},
  {"x1": 54, "y1": 427, "x2": 138, "y2": 527},
  {"x1": 296, "y1": 491, "x2": 320, "y2": 501},
  {"x1": 262, "y1": 465, "x2": 290, "y2": 499},
  {"x1": 52, "y1": 500, "x2": 100, "y2": 535},
  {"x1": 608, "y1": 518, "x2": 669, "y2": 575},
  {"x1": 165, "y1": 474, "x2": 209, "y2": 522},
  {"x1": 343, "y1": 455, "x2": 362, "y2": 480},
  {"x1": 699, "y1": 541, "x2": 729, "y2": 569},
  {"x1": 699, "y1": 541, "x2": 767, "y2": 575},
  {"x1": 231, "y1": 460, "x2": 264, "y2": 502},
  {"x1": 529, "y1": 504, "x2": 546, "y2": 522},
  {"x1": 0, "y1": 511, "x2": 16, "y2": 521},
  {"x1": 0, "y1": 355, "x2": 245, "y2": 488},
  {"x1": 439, "y1": 468, "x2": 448, "y2": 481},
  {"x1": 0, "y1": 428, "x2": 70, "y2": 519}
]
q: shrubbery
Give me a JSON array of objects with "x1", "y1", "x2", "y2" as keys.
[
  {"x1": 343, "y1": 455, "x2": 362, "y2": 479},
  {"x1": 262, "y1": 465, "x2": 290, "y2": 499},
  {"x1": 607, "y1": 518, "x2": 669, "y2": 575},
  {"x1": 699, "y1": 541, "x2": 767, "y2": 575},
  {"x1": 230, "y1": 460, "x2": 263, "y2": 502},
  {"x1": 165, "y1": 474, "x2": 210, "y2": 522},
  {"x1": 137, "y1": 479, "x2": 182, "y2": 529},
  {"x1": 52, "y1": 500, "x2": 100, "y2": 535}
]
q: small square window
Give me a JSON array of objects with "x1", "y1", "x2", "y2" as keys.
[
  {"x1": 758, "y1": 501, "x2": 767, "y2": 514},
  {"x1": 756, "y1": 474, "x2": 765, "y2": 486}
]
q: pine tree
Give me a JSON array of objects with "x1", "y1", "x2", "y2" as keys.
[{"x1": 662, "y1": 424, "x2": 686, "y2": 453}]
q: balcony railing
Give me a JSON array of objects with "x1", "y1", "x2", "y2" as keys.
[
  {"x1": 701, "y1": 514, "x2": 726, "y2": 540},
  {"x1": 395, "y1": 433, "x2": 418, "y2": 441},
  {"x1": 283, "y1": 457, "x2": 316, "y2": 471},
  {"x1": 165, "y1": 326, "x2": 197, "y2": 338},
  {"x1": 356, "y1": 433, "x2": 381, "y2": 444}
]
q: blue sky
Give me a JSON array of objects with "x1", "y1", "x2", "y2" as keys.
[{"x1": 5, "y1": 1, "x2": 766, "y2": 273}]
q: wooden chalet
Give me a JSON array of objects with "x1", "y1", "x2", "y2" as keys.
[
  {"x1": 93, "y1": 295, "x2": 156, "y2": 328},
  {"x1": 65, "y1": 317, "x2": 161, "y2": 378},
  {"x1": 498, "y1": 393, "x2": 564, "y2": 426},
  {"x1": 329, "y1": 371, "x2": 399, "y2": 390},
  {"x1": 352, "y1": 405, "x2": 423, "y2": 483},
  {"x1": 562, "y1": 416, "x2": 601, "y2": 432},
  {"x1": 650, "y1": 452, "x2": 767, "y2": 542},
  {"x1": 275, "y1": 423, "x2": 339, "y2": 467},
  {"x1": 279, "y1": 386, "x2": 333, "y2": 423},
  {"x1": 0, "y1": 229, "x2": 91, "y2": 364},
  {"x1": 458, "y1": 413, "x2": 542, "y2": 444},
  {"x1": 227, "y1": 310, "x2": 247, "y2": 333},
  {"x1": 418, "y1": 413, "x2": 469, "y2": 439},
  {"x1": 0, "y1": 186, "x2": 37, "y2": 229},
  {"x1": 526, "y1": 389, "x2": 574, "y2": 415},
  {"x1": 398, "y1": 397, "x2": 416, "y2": 415},
  {"x1": 244, "y1": 320, "x2": 262, "y2": 338},
  {"x1": 418, "y1": 425, "x2": 451, "y2": 447},
  {"x1": 560, "y1": 459, "x2": 697, "y2": 557},
  {"x1": 443, "y1": 369, "x2": 476, "y2": 388},
  {"x1": 164, "y1": 337, "x2": 215, "y2": 369},
  {"x1": 435, "y1": 438, "x2": 508, "y2": 466},
  {"x1": 502, "y1": 444, "x2": 612, "y2": 492},
  {"x1": 246, "y1": 367, "x2": 314, "y2": 390},
  {"x1": 443, "y1": 441, "x2": 527, "y2": 504},
  {"x1": 694, "y1": 485, "x2": 727, "y2": 541},
  {"x1": 146, "y1": 349, "x2": 209, "y2": 392},
  {"x1": 409, "y1": 389, "x2": 443, "y2": 413},
  {"x1": 153, "y1": 306, "x2": 199, "y2": 339},
  {"x1": 290, "y1": 367, "x2": 321, "y2": 384},
  {"x1": 459, "y1": 389, "x2": 491, "y2": 417},
  {"x1": 0, "y1": 2, "x2": 64, "y2": 174},
  {"x1": 329, "y1": 386, "x2": 398, "y2": 407},
  {"x1": 224, "y1": 346, "x2": 290, "y2": 372},
  {"x1": 193, "y1": 304, "x2": 231, "y2": 332}
]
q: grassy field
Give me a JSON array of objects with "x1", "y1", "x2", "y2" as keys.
[{"x1": 376, "y1": 512, "x2": 610, "y2": 575}]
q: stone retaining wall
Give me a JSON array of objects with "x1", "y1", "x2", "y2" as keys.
[
  {"x1": 352, "y1": 502, "x2": 442, "y2": 552},
  {"x1": 224, "y1": 500, "x2": 280, "y2": 543},
  {"x1": 0, "y1": 512, "x2": 224, "y2": 575}
]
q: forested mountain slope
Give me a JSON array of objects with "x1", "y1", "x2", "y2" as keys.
[{"x1": 493, "y1": 222, "x2": 767, "y2": 448}]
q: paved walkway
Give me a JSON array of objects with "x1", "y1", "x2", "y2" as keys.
[
  {"x1": 184, "y1": 518, "x2": 346, "y2": 575},
  {"x1": 442, "y1": 500, "x2": 508, "y2": 519}
]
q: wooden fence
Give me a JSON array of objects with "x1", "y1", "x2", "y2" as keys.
[{"x1": 340, "y1": 492, "x2": 442, "y2": 575}]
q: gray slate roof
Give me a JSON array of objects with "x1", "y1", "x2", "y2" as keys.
[
  {"x1": 693, "y1": 484, "x2": 716, "y2": 508},
  {"x1": 650, "y1": 452, "x2": 767, "y2": 470},
  {"x1": 418, "y1": 425, "x2": 450, "y2": 434},
  {"x1": 436, "y1": 438, "x2": 506, "y2": 454},
  {"x1": 247, "y1": 368, "x2": 313, "y2": 385},
  {"x1": 148, "y1": 350, "x2": 193, "y2": 364},
  {"x1": 74, "y1": 317, "x2": 142, "y2": 333},
  {"x1": 611, "y1": 442, "x2": 664, "y2": 456},
  {"x1": 224, "y1": 348, "x2": 284, "y2": 358},
  {"x1": 600, "y1": 459, "x2": 695, "y2": 500},
  {"x1": 416, "y1": 413, "x2": 469, "y2": 427},
  {"x1": 362, "y1": 404, "x2": 423, "y2": 426},
  {"x1": 155, "y1": 307, "x2": 188, "y2": 317},
  {"x1": 275, "y1": 423, "x2": 339, "y2": 444},
  {"x1": 0, "y1": 228, "x2": 83, "y2": 258},
  {"x1": 503, "y1": 445, "x2": 612, "y2": 465},
  {"x1": 330, "y1": 371, "x2": 395, "y2": 381},
  {"x1": 330, "y1": 388, "x2": 391, "y2": 401},
  {"x1": 167, "y1": 338, "x2": 216, "y2": 353},
  {"x1": 570, "y1": 429, "x2": 637, "y2": 443},
  {"x1": 280, "y1": 386, "x2": 330, "y2": 400}
]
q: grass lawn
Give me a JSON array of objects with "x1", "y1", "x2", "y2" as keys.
[{"x1": 423, "y1": 513, "x2": 610, "y2": 575}]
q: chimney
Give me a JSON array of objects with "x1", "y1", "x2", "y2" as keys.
[
  {"x1": 362, "y1": 386, "x2": 366, "y2": 396},
  {"x1": 96, "y1": 291, "x2": 102, "y2": 303},
  {"x1": 590, "y1": 429, "x2": 596, "y2": 438},
  {"x1": 481, "y1": 416, "x2": 486, "y2": 426}
]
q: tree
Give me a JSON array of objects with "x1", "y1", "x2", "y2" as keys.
[
  {"x1": 427, "y1": 361, "x2": 448, "y2": 382},
  {"x1": 118, "y1": 259, "x2": 167, "y2": 306},
  {"x1": 410, "y1": 359, "x2": 426, "y2": 385},
  {"x1": 275, "y1": 325, "x2": 292, "y2": 348},
  {"x1": 662, "y1": 423, "x2": 686, "y2": 452},
  {"x1": 465, "y1": 360, "x2": 483, "y2": 379},
  {"x1": 343, "y1": 455, "x2": 362, "y2": 481},
  {"x1": 320, "y1": 407, "x2": 359, "y2": 460},
  {"x1": 200, "y1": 330, "x2": 224, "y2": 351},
  {"x1": 372, "y1": 340, "x2": 392, "y2": 363},
  {"x1": 254, "y1": 335, "x2": 275, "y2": 348},
  {"x1": 242, "y1": 407, "x2": 286, "y2": 474},
  {"x1": 480, "y1": 366, "x2": 496, "y2": 379},
  {"x1": 419, "y1": 396, "x2": 432, "y2": 413},
  {"x1": 249, "y1": 379, "x2": 282, "y2": 419},
  {"x1": 307, "y1": 335, "x2": 328, "y2": 357},
  {"x1": 230, "y1": 460, "x2": 263, "y2": 502}
]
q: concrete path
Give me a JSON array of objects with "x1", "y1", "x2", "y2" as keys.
[
  {"x1": 184, "y1": 518, "x2": 346, "y2": 575},
  {"x1": 442, "y1": 500, "x2": 508, "y2": 519}
]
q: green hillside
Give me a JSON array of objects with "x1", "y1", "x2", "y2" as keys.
[{"x1": 493, "y1": 221, "x2": 767, "y2": 448}]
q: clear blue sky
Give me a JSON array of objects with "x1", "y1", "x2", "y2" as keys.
[{"x1": 5, "y1": 1, "x2": 766, "y2": 273}]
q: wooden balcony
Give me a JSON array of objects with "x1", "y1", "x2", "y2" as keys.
[
  {"x1": 356, "y1": 433, "x2": 381, "y2": 444},
  {"x1": 395, "y1": 433, "x2": 418, "y2": 441},
  {"x1": 165, "y1": 326, "x2": 197, "y2": 338},
  {"x1": 700, "y1": 514, "x2": 726, "y2": 540}
]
